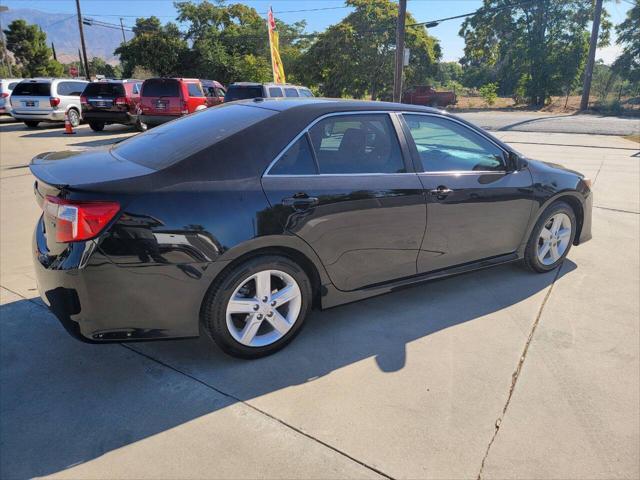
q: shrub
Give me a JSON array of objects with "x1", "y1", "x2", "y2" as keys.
[{"x1": 479, "y1": 82, "x2": 498, "y2": 106}]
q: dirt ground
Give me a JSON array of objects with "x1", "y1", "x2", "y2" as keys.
[{"x1": 450, "y1": 95, "x2": 640, "y2": 114}]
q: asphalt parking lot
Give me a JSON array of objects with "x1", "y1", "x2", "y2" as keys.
[{"x1": 1, "y1": 117, "x2": 638, "y2": 479}]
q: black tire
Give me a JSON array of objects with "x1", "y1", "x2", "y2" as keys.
[
  {"x1": 24, "y1": 121, "x2": 39, "y2": 128},
  {"x1": 523, "y1": 201, "x2": 576, "y2": 273},
  {"x1": 67, "y1": 108, "x2": 81, "y2": 127},
  {"x1": 202, "y1": 255, "x2": 313, "y2": 359},
  {"x1": 89, "y1": 122, "x2": 105, "y2": 132}
]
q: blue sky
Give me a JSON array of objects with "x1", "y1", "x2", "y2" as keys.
[{"x1": 3, "y1": 0, "x2": 632, "y2": 63}]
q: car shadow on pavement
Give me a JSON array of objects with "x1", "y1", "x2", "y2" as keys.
[
  {"x1": 0, "y1": 260, "x2": 576, "y2": 478},
  {"x1": 497, "y1": 113, "x2": 578, "y2": 131}
]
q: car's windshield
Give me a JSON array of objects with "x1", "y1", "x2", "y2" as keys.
[
  {"x1": 142, "y1": 79, "x2": 180, "y2": 97},
  {"x1": 111, "y1": 104, "x2": 276, "y2": 170},
  {"x1": 225, "y1": 86, "x2": 263, "y2": 102},
  {"x1": 83, "y1": 83, "x2": 125, "y2": 97},
  {"x1": 12, "y1": 82, "x2": 51, "y2": 96}
]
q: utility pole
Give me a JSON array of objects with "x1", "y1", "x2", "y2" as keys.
[
  {"x1": 119, "y1": 18, "x2": 126, "y2": 43},
  {"x1": 393, "y1": 0, "x2": 407, "y2": 103},
  {"x1": 51, "y1": 42, "x2": 57, "y2": 61},
  {"x1": 78, "y1": 47, "x2": 85, "y2": 78},
  {"x1": 580, "y1": 0, "x2": 603, "y2": 111},
  {"x1": 75, "y1": 0, "x2": 91, "y2": 80}
]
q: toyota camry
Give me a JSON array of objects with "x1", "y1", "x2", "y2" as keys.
[{"x1": 31, "y1": 99, "x2": 592, "y2": 358}]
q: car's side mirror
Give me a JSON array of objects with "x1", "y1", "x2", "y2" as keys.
[{"x1": 506, "y1": 151, "x2": 526, "y2": 171}]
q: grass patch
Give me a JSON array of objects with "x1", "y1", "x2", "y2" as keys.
[{"x1": 622, "y1": 134, "x2": 640, "y2": 144}]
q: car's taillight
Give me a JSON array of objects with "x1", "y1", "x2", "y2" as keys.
[
  {"x1": 1, "y1": 92, "x2": 9, "y2": 98},
  {"x1": 114, "y1": 96, "x2": 128, "y2": 106},
  {"x1": 44, "y1": 195, "x2": 120, "y2": 243},
  {"x1": 80, "y1": 95, "x2": 88, "y2": 104},
  {"x1": 181, "y1": 100, "x2": 188, "y2": 114},
  {"x1": 50, "y1": 97, "x2": 61, "y2": 107}
]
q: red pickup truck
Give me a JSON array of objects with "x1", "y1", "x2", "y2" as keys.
[{"x1": 402, "y1": 85, "x2": 457, "y2": 108}]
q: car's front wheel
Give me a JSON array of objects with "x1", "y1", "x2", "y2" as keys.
[
  {"x1": 24, "y1": 121, "x2": 39, "y2": 128},
  {"x1": 89, "y1": 121, "x2": 105, "y2": 132},
  {"x1": 202, "y1": 255, "x2": 312, "y2": 358},
  {"x1": 524, "y1": 201, "x2": 576, "y2": 272}
]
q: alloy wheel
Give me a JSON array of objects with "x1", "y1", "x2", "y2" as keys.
[
  {"x1": 536, "y1": 212, "x2": 572, "y2": 265},
  {"x1": 225, "y1": 269, "x2": 302, "y2": 347},
  {"x1": 68, "y1": 109, "x2": 80, "y2": 127}
]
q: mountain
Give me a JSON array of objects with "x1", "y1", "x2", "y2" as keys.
[{"x1": 0, "y1": 8, "x2": 126, "y2": 63}]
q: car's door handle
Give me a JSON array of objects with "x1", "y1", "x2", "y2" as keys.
[
  {"x1": 282, "y1": 194, "x2": 319, "y2": 210},
  {"x1": 429, "y1": 186, "x2": 453, "y2": 198}
]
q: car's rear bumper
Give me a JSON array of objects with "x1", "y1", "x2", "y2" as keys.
[
  {"x1": 12, "y1": 110, "x2": 66, "y2": 122},
  {"x1": 83, "y1": 111, "x2": 135, "y2": 124},
  {"x1": 32, "y1": 216, "x2": 225, "y2": 343},
  {"x1": 140, "y1": 114, "x2": 181, "y2": 125}
]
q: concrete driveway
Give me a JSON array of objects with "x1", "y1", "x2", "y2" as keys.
[{"x1": 1, "y1": 119, "x2": 638, "y2": 479}]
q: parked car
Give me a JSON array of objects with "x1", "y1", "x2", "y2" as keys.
[
  {"x1": 224, "y1": 82, "x2": 314, "y2": 102},
  {"x1": 80, "y1": 79, "x2": 143, "y2": 131},
  {"x1": 30, "y1": 99, "x2": 592, "y2": 358},
  {"x1": 138, "y1": 77, "x2": 208, "y2": 129},
  {"x1": 10, "y1": 78, "x2": 88, "y2": 128},
  {"x1": 0, "y1": 78, "x2": 23, "y2": 116},
  {"x1": 200, "y1": 79, "x2": 226, "y2": 107},
  {"x1": 402, "y1": 85, "x2": 457, "y2": 108}
]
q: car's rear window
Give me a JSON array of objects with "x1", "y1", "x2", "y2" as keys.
[
  {"x1": 12, "y1": 82, "x2": 51, "y2": 96},
  {"x1": 225, "y1": 86, "x2": 264, "y2": 102},
  {"x1": 111, "y1": 104, "x2": 276, "y2": 170},
  {"x1": 142, "y1": 79, "x2": 180, "y2": 97},
  {"x1": 83, "y1": 82, "x2": 125, "y2": 97}
]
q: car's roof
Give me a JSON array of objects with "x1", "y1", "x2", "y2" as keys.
[
  {"x1": 229, "y1": 82, "x2": 310, "y2": 88},
  {"x1": 19, "y1": 78, "x2": 88, "y2": 83},
  {"x1": 234, "y1": 97, "x2": 443, "y2": 115}
]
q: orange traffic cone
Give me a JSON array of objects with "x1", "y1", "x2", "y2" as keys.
[{"x1": 64, "y1": 111, "x2": 76, "y2": 135}]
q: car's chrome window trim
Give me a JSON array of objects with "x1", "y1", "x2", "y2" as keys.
[
  {"x1": 263, "y1": 111, "x2": 406, "y2": 177},
  {"x1": 399, "y1": 111, "x2": 510, "y2": 173}
]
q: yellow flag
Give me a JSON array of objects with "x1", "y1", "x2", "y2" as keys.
[{"x1": 268, "y1": 8, "x2": 286, "y2": 84}]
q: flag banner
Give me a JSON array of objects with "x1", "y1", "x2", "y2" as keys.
[{"x1": 268, "y1": 7, "x2": 286, "y2": 84}]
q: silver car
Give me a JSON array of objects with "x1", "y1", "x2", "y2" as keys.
[
  {"x1": 0, "y1": 78, "x2": 23, "y2": 116},
  {"x1": 10, "y1": 78, "x2": 88, "y2": 128}
]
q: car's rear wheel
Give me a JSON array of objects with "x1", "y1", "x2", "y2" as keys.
[
  {"x1": 67, "y1": 108, "x2": 81, "y2": 127},
  {"x1": 524, "y1": 201, "x2": 576, "y2": 272},
  {"x1": 89, "y1": 121, "x2": 105, "y2": 132},
  {"x1": 24, "y1": 121, "x2": 39, "y2": 128},
  {"x1": 202, "y1": 255, "x2": 312, "y2": 358}
]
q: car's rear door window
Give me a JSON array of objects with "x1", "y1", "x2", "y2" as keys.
[
  {"x1": 268, "y1": 135, "x2": 317, "y2": 175},
  {"x1": 187, "y1": 82, "x2": 204, "y2": 97},
  {"x1": 299, "y1": 88, "x2": 313, "y2": 97},
  {"x1": 284, "y1": 88, "x2": 299, "y2": 97},
  {"x1": 11, "y1": 82, "x2": 51, "y2": 96},
  {"x1": 57, "y1": 81, "x2": 86, "y2": 96},
  {"x1": 402, "y1": 114, "x2": 505, "y2": 172},
  {"x1": 268, "y1": 87, "x2": 283, "y2": 97},
  {"x1": 308, "y1": 114, "x2": 406, "y2": 174},
  {"x1": 112, "y1": 104, "x2": 276, "y2": 170},
  {"x1": 142, "y1": 79, "x2": 180, "y2": 97}
]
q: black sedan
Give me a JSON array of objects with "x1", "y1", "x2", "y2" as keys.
[{"x1": 31, "y1": 99, "x2": 592, "y2": 358}]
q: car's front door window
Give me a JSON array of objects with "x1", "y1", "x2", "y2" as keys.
[
  {"x1": 403, "y1": 114, "x2": 505, "y2": 172},
  {"x1": 308, "y1": 114, "x2": 406, "y2": 174}
]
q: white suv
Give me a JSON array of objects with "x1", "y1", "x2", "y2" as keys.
[
  {"x1": 10, "y1": 78, "x2": 88, "y2": 128},
  {"x1": 0, "y1": 78, "x2": 23, "y2": 116}
]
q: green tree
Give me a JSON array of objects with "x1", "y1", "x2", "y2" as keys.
[
  {"x1": 460, "y1": 0, "x2": 611, "y2": 105},
  {"x1": 88, "y1": 57, "x2": 122, "y2": 78},
  {"x1": 3, "y1": 19, "x2": 63, "y2": 77},
  {"x1": 115, "y1": 16, "x2": 188, "y2": 77},
  {"x1": 612, "y1": 0, "x2": 639, "y2": 84},
  {"x1": 436, "y1": 61, "x2": 463, "y2": 86},
  {"x1": 479, "y1": 82, "x2": 498, "y2": 105},
  {"x1": 297, "y1": 0, "x2": 441, "y2": 100}
]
